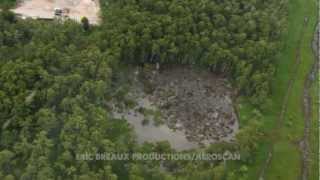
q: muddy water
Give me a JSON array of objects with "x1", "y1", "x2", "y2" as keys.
[
  {"x1": 112, "y1": 66, "x2": 239, "y2": 151},
  {"x1": 113, "y1": 96, "x2": 199, "y2": 151}
]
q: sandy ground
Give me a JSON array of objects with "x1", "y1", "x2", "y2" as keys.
[{"x1": 12, "y1": 0, "x2": 100, "y2": 24}]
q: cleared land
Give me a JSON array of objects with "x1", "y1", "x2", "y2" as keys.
[{"x1": 12, "y1": 0, "x2": 100, "y2": 24}]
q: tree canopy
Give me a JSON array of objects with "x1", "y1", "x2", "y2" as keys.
[
  {"x1": 0, "y1": 0, "x2": 287, "y2": 179},
  {"x1": 101, "y1": 0, "x2": 286, "y2": 104}
]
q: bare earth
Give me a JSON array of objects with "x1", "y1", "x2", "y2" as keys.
[{"x1": 12, "y1": 0, "x2": 100, "y2": 24}]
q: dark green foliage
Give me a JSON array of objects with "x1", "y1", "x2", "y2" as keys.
[
  {"x1": 0, "y1": 0, "x2": 16, "y2": 9},
  {"x1": 81, "y1": 17, "x2": 90, "y2": 31},
  {"x1": 0, "y1": 16, "x2": 132, "y2": 179},
  {"x1": 1, "y1": 10, "x2": 16, "y2": 23},
  {"x1": 0, "y1": 0, "x2": 287, "y2": 178},
  {"x1": 101, "y1": 0, "x2": 287, "y2": 105}
]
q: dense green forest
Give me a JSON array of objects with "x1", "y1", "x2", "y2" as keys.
[
  {"x1": 0, "y1": 14, "x2": 261, "y2": 179},
  {"x1": 100, "y1": 0, "x2": 286, "y2": 104},
  {"x1": 0, "y1": 0, "x2": 16, "y2": 8},
  {"x1": 0, "y1": 0, "x2": 289, "y2": 179}
]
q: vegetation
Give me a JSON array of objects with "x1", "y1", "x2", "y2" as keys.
[
  {"x1": 101, "y1": 0, "x2": 286, "y2": 105},
  {"x1": 235, "y1": 0, "x2": 319, "y2": 179},
  {"x1": 0, "y1": 16, "x2": 135, "y2": 179},
  {"x1": 0, "y1": 0, "x2": 317, "y2": 179},
  {"x1": 0, "y1": 0, "x2": 16, "y2": 9},
  {"x1": 81, "y1": 17, "x2": 90, "y2": 31}
]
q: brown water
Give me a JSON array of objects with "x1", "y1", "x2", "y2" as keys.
[
  {"x1": 112, "y1": 66, "x2": 239, "y2": 151},
  {"x1": 113, "y1": 96, "x2": 199, "y2": 151}
]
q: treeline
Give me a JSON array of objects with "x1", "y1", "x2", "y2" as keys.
[
  {"x1": 0, "y1": 0, "x2": 287, "y2": 178},
  {"x1": 100, "y1": 0, "x2": 287, "y2": 104},
  {"x1": 0, "y1": 0, "x2": 16, "y2": 8},
  {"x1": 0, "y1": 13, "x2": 134, "y2": 179},
  {"x1": 0, "y1": 11, "x2": 266, "y2": 180}
]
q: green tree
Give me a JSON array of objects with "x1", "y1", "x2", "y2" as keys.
[{"x1": 81, "y1": 17, "x2": 90, "y2": 31}]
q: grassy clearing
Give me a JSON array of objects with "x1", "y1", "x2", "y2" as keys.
[
  {"x1": 266, "y1": 0, "x2": 318, "y2": 179},
  {"x1": 236, "y1": 0, "x2": 318, "y2": 179}
]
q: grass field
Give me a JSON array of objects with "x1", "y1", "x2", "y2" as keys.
[{"x1": 237, "y1": 0, "x2": 318, "y2": 179}]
